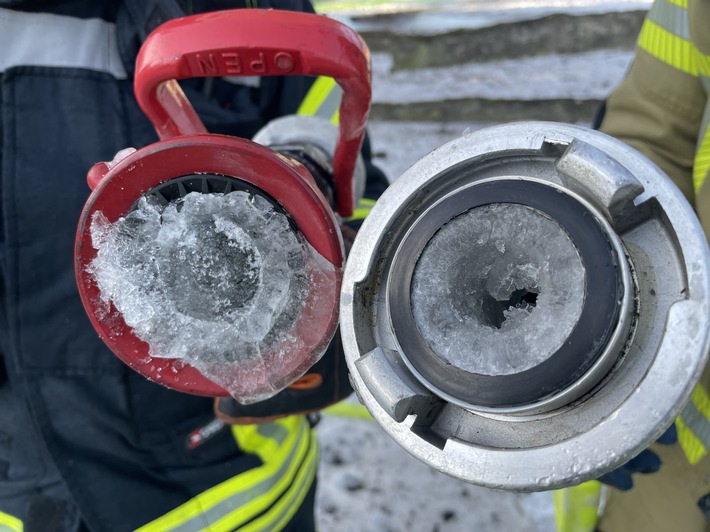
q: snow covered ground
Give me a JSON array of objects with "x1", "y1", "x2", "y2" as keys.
[
  {"x1": 370, "y1": 120, "x2": 483, "y2": 180},
  {"x1": 316, "y1": 403, "x2": 556, "y2": 532}
]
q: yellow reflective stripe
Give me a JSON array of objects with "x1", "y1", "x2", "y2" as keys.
[
  {"x1": 297, "y1": 77, "x2": 341, "y2": 123},
  {"x1": 552, "y1": 481, "x2": 602, "y2": 532},
  {"x1": 638, "y1": 19, "x2": 699, "y2": 76},
  {"x1": 239, "y1": 430, "x2": 318, "y2": 532},
  {"x1": 137, "y1": 419, "x2": 308, "y2": 531},
  {"x1": 677, "y1": 416, "x2": 707, "y2": 464},
  {"x1": 348, "y1": 198, "x2": 376, "y2": 221},
  {"x1": 667, "y1": 0, "x2": 687, "y2": 7},
  {"x1": 231, "y1": 417, "x2": 291, "y2": 462},
  {"x1": 210, "y1": 423, "x2": 315, "y2": 531},
  {"x1": 136, "y1": 416, "x2": 313, "y2": 531},
  {"x1": 695, "y1": 123, "x2": 710, "y2": 194},
  {"x1": 0, "y1": 512, "x2": 22, "y2": 532},
  {"x1": 324, "y1": 401, "x2": 373, "y2": 420},
  {"x1": 678, "y1": 385, "x2": 710, "y2": 464}
]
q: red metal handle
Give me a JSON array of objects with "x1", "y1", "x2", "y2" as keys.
[{"x1": 134, "y1": 9, "x2": 372, "y2": 217}]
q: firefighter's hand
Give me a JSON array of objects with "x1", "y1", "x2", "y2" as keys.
[
  {"x1": 214, "y1": 334, "x2": 352, "y2": 425},
  {"x1": 598, "y1": 424, "x2": 677, "y2": 490}
]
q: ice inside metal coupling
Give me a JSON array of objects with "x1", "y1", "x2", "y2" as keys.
[
  {"x1": 340, "y1": 122, "x2": 708, "y2": 490},
  {"x1": 88, "y1": 190, "x2": 337, "y2": 401},
  {"x1": 410, "y1": 203, "x2": 586, "y2": 376}
]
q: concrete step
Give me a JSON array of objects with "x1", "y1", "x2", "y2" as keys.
[
  {"x1": 361, "y1": 11, "x2": 643, "y2": 69},
  {"x1": 329, "y1": 0, "x2": 650, "y2": 68},
  {"x1": 371, "y1": 97, "x2": 598, "y2": 122},
  {"x1": 368, "y1": 49, "x2": 632, "y2": 123}
]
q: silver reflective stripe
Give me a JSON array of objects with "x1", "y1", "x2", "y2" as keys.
[
  {"x1": 648, "y1": 0, "x2": 690, "y2": 40},
  {"x1": 257, "y1": 420, "x2": 289, "y2": 445},
  {"x1": 259, "y1": 446, "x2": 318, "y2": 532},
  {"x1": 680, "y1": 399, "x2": 710, "y2": 449},
  {"x1": 699, "y1": 100, "x2": 710, "y2": 148},
  {"x1": 317, "y1": 84, "x2": 343, "y2": 122},
  {"x1": 0, "y1": 8, "x2": 127, "y2": 79}
]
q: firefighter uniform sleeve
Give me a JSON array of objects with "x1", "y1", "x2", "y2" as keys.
[
  {"x1": 598, "y1": 31, "x2": 705, "y2": 204},
  {"x1": 598, "y1": 0, "x2": 710, "y2": 214}
]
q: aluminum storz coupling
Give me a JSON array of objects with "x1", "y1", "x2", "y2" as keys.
[{"x1": 340, "y1": 121, "x2": 710, "y2": 491}]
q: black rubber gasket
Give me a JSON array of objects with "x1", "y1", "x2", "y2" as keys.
[
  {"x1": 145, "y1": 174, "x2": 278, "y2": 209},
  {"x1": 138, "y1": 173, "x2": 295, "y2": 228},
  {"x1": 388, "y1": 179, "x2": 623, "y2": 409}
]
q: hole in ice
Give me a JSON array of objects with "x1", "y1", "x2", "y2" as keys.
[
  {"x1": 482, "y1": 288, "x2": 539, "y2": 329},
  {"x1": 410, "y1": 203, "x2": 586, "y2": 376}
]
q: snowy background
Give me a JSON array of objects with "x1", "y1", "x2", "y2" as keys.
[{"x1": 309, "y1": 0, "x2": 648, "y2": 530}]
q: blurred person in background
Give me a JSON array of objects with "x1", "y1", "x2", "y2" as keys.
[
  {"x1": 0, "y1": 1, "x2": 386, "y2": 530},
  {"x1": 554, "y1": 0, "x2": 710, "y2": 530}
]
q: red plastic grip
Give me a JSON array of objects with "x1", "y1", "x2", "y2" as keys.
[{"x1": 134, "y1": 9, "x2": 372, "y2": 217}]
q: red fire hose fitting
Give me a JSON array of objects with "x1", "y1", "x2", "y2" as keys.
[
  {"x1": 134, "y1": 8, "x2": 371, "y2": 217},
  {"x1": 74, "y1": 10, "x2": 372, "y2": 401}
]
